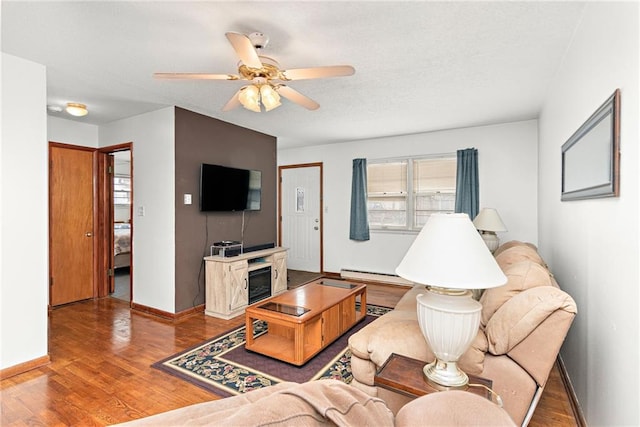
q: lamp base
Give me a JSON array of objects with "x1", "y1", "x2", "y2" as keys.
[
  {"x1": 422, "y1": 358, "x2": 469, "y2": 389},
  {"x1": 480, "y1": 231, "x2": 500, "y2": 253},
  {"x1": 416, "y1": 288, "x2": 483, "y2": 389}
]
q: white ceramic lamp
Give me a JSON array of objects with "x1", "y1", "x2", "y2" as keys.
[
  {"x1": 396, "y1": 213, "x2": 507, "y2": 388},
  {"x1": 473, "y1": 208, "x2": 507, "y2": 253}
]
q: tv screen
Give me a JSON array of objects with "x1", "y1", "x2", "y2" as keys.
[{"x1": 200, "y1": 163, "x2": 262, "y2": 212}]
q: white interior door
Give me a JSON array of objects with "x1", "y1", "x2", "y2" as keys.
[{"x1": 280, "y1": 166, "x2": 321, "y2": 272}]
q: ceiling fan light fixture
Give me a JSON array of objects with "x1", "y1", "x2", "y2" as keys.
[
  {"x1": 66, "y1": 102, "x2": 88, "y2": 117},
  {"x1": 155, "y1": 31, "x2": 355, "y2": 112},
  {"x1": 260, "y1": 84, "x2": 281, "y2": 111},
  {"x1": 238, "y1": 85, "x2": 261, "y2": 112}
]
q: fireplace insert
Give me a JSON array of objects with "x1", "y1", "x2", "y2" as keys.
[{"x1": 248, "y1": 266, "x2": 271, "y2": 304}]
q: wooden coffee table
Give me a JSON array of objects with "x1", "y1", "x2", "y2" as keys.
[{"x1": 245, "y1": 278, "x2": 367, "y2": 366}]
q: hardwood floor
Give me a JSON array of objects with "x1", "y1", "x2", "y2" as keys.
[{"x1": 1, "y1": 283, "x2": 577, "y2": 426}]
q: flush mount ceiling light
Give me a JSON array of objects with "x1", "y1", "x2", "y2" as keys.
[{"x1": 66, "y1": 102, "x2": 88, "y2": 117}]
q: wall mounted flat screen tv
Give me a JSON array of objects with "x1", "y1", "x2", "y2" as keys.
[{"x1": 200, "y1": 163, "x2": 262, "y2": 212}]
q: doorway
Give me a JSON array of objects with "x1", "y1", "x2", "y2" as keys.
[
  {"x1": 97, "y1": 144, "x2": 133, "y2": 303},
  {"x1": 49, "y1": 142, "x2": 133, "y2": 306},
  {"x1": 278, "y1": 163, "x2": 323, "y2": 273},
  {"x1": 111, "y1": 150, "x2": 132, "y2": 301}
]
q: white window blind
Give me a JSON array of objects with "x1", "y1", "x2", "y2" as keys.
[
  {"x1": 367, "y1": 155, "x2": 456, "y2": 230},
  {"x1": 113, "y1": 175, "x2": 131, "y2": 205},
  {"x1": 367, "y1": 161, "x2": 408, "y2": 228},
  {"x1": 413, "y1": 158, "x2": 456, "y2": 228}
]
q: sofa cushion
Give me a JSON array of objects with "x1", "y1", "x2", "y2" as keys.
[
  {"x1": 485, "y1": 286, "x2": 578, "y2": 355},
  {"x1": 495, "y1": 244, "x2": 546, "y2": 270},
  {"x1": 480, "y1": 260, "x2": 553, "y2": 327},
  {"x1": 493, "y1": 240, "x2": 537, "y2": 257}
]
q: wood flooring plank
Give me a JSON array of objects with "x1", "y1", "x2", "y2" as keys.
[{"x1": 0, "y1": 282, "x2": 576, "y2": 426}]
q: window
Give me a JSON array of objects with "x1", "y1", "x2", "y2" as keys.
[
  {"x1": 367, "y1": 155, "x2": 456, "y2": 230},
  {"x1": 113, "y1": 175, "x2": 131, "y2": 205}
]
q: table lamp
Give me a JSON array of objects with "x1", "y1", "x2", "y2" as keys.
[
  {"x1": 472, "y1": 208, "x2": 507, "y2": 253},
  {"x1": 396, "y1": 213, "x2": 507, "y2": 388}
]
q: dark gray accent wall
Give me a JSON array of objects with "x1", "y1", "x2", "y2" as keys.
[{"x1": 174, "y1": 107, "x2": 277, "y2": 313}]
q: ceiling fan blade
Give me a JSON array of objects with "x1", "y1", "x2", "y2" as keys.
[
  {"x1": 225, "y1": 32, "x2": 263, "y2": 69},
  {"x1": 276, "y1": 85, "x2": 320, "y2": 110},
  {"x1": 222, "y1": 89, "x2": 242, "y2": 111},
  {"x1": 280, "y1": 65, "x2": 355, "y2": 81},
  {"x1": 153, "y1": 73, "x2": 238, "y2": 80}
]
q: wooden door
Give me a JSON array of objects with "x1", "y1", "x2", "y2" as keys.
[
  {"x1": 50, "y1": 144, "x2": 95, "y2": 306},
  {"x1": 104, "y1": 153, "x2": 116, "y2": 294}
]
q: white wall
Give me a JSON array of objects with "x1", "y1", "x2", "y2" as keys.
[
  {"x1": 278, "y1": 120, "x2": 538, "y2": 274},
  {"x1": 99, "y1": 108, "x2": 176, "y2": 313},
  {"x1": 1, "y1": 54, "x2": 49, "y2": 369},
  {"x1": 538, "y1": 2, "x2": 639, "y2": 425},
  {"x1": 48, "y1": 116, "x2": 99, "y2": 147}
]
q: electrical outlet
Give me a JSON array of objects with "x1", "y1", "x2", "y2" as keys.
[{"x1": 184, "y1": 194, "x2": 192, "y2": 205}]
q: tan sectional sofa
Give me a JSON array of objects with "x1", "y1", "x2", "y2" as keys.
[{"x1": 348, "y1": 241, "x2": 577, "y2": 426}]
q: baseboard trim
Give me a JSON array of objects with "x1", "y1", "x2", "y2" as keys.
[
  {"x1": 340, "y1": 269, "x2": 413, "y2": 287},
  {"x1": 557, "y1": 356, "x2": 587, "y2": 427},
  {"x1": 175, "y1": 304, "x2": 205, "y2": 321},
  {"x1": 130, "y1": 302, "x2": 204, "y2": 322},
  {"x1": 131, "y1": 302, "x2": 175, "y2": 320},
  {"x1": 0, "y1": 355, "x2": 51, "y2": 380}
]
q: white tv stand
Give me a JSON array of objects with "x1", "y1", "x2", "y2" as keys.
[{"x1": 203, "y1": 247, "x2": 288, "y2": 319}]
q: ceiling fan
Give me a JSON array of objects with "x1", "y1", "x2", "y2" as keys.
[{"x1": 153, "y1": 32, "x2": 355, "y2": 112}]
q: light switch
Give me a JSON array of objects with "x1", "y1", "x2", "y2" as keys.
[
  {"x1": 184, "y1": 194, "x2": 192, "y2": 205},
  {"x1": 137, "y1": 206, "x2": 145, "y2": 217}
]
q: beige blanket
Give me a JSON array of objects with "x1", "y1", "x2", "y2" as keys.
[{"x1": 113, "y1": 381, "x2": 394, "y2": 426}]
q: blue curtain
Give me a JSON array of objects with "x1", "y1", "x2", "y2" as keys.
[
  {"x1": 455, "y1": 148, "x2": 479, "y2": 220},
  {"x1": 350, "y1": 158, "x2": 370, "y2": 241}
]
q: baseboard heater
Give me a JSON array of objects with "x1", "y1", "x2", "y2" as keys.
[{"x1": 340, "y1": 269, "x2": 413, "y2": 287}]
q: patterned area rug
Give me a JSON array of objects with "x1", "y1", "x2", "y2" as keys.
[{"x1": 152, "y1": 304, "x2": 391, "y2": 397}]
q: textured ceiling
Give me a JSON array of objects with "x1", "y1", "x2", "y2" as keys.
[{"x1": 2, "y1": 1, "x2": 586, "y2": 149}]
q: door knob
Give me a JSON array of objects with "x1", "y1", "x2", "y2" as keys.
[{"x1": 85, "y1": 232, "x2": 93, "y2": 237}]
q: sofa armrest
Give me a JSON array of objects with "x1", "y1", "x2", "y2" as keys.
[
  {"x1": 396, "y1": 390, "x2": 516, "y2": 426},
  {"x1": 349, "y1": 317, "x2": 433, "y2": 365},
  {"x1": 507, "y1": 308, "x2": 576, "y2": 388},
  {"x1": 485, "y1": 286, "x2": 577, "y2": 355},
  {"x1": 348, "y1": 286, "x2": 425, "y2": 363}
]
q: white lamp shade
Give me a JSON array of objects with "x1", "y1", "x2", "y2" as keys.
[
  {"x1": 396, "y1": 213, "x2": 506, "y2": 289},
  {"x1": 238, "y1": 85, "x2": 261, "y2": 112},
  {"x1": 473, "y1": 208, "x2": 507, "y2": 232},
  {"x1": 260, "y1": 84, "x2": 281, "y2": 111}
]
